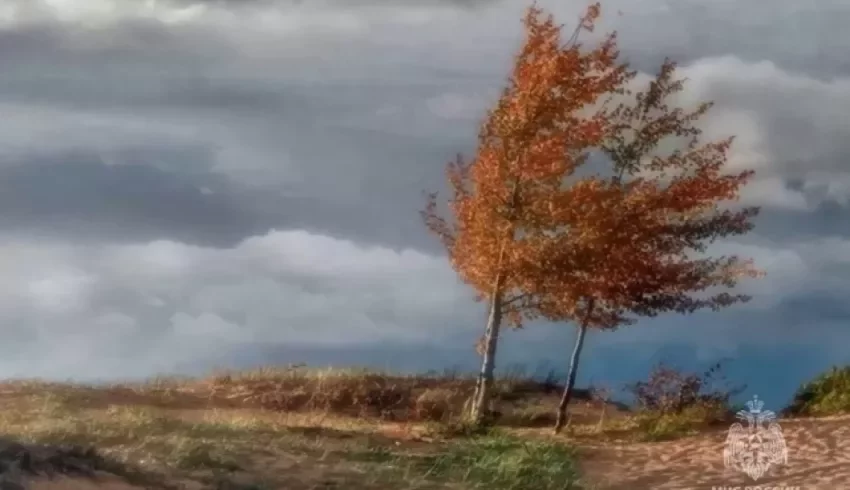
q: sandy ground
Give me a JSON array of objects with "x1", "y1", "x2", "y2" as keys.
[
  {"x1": 12, "y1": 413, "x2": 850, "y2": 489},
  {"x1": 580, "y1": 415, "x2": 850, "y2": 490},
  {"x1": 24, "y1": 475, "x2": 149, "y2": 490}
]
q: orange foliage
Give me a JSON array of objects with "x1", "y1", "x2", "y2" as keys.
[
  {"x1": 423, "y1": 2, "x2": 631, "y2": 327},
  {"x1": 525, "y1": 58, "x2": 762, "y2": 329},
  {"x1": 422, "y1": 2, "x2": 760, "y2": 332}
]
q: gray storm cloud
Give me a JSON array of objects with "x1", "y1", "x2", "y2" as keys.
[
  {"x1": 0, "y1": 231, "x2": 476, "y2": 379},
  {"x1": 1, "y1": 0, "x2": 849, "y2": 379}
]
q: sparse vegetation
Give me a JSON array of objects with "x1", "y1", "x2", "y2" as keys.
[
  {"x1": 0, "y1": 367, "x2": 595, "y2": 489},
  {"x1": 623, "y1": 360, "x2": 744, "y2": 441},
  {"x1": 785, "y1": 365, "x2": 850, "y2": 416},
  {"x1": 2, "y1": 362, "x2": 849, "y2": 488},
  {"x1": 200, "y1": 365, "x2": 589, "y2": 424}
]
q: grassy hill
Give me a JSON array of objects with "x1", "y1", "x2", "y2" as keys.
[
  {"x1": 0, "y1": 363, "x2": 848, "y2": 489},
  {"x1": 0, "y1": 366, "x2": 627, "y2": 489}
]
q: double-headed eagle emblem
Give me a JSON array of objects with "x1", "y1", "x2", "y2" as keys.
[{"x1": 723, "y1": 395, "x2": 788, "y2": 480}]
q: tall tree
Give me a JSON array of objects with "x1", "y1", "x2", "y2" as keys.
[
  {"x1": 526, "y1": 57, "x2": 763, "y2": 434},
  {"x1": 422, "y1": 3, "x2": 631, "y2": 424}
]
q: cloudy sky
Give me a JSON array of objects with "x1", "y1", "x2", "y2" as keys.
[{"x1": 0, "y1": 0, "x2": 848, "y2": 408}]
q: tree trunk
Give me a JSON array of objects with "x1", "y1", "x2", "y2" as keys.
[
  {"x1": 554, "y1": 299, "x2": 595, "y2": 434},
  {"x1": 468, "y1": 287, "x2": 504, "y2": 425}
]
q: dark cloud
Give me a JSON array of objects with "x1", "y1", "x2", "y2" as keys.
[
  {"x1": 0, "y1": 150, "x2": 266, "y2": 246},
  {"x1": 0, "y1": 0, "x2": 847, "y2": 405}
]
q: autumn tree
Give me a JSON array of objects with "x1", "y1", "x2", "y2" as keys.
[
  {"x1": 523, "y1": 57, "x2": 763, "y2": 433},
  {"x1": 422, "y1": 3, "x2": 631, "y2": 425},
  {"x1": 425, "y1": 2, "x2": 762, "y2": 430}
]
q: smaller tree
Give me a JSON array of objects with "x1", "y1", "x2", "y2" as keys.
[{"x1": 518, "y1": 56, "x2": 763, "y2": 434}]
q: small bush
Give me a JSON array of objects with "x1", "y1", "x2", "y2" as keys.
[
  {"x1": 624, "y1": 360, "x2": 742, "y2": 440},
  {"x1": 626, "y1": 360, "x2": 743, "y2": 415},
  {"x1": 785, "y1": 365, "x2": 850, "y2": 416}
]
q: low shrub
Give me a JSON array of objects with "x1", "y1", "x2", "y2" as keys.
[
  {"x1": 785, "y1": 365, "x2": 850, "y2": 416},
  {"x1": 624, "y1": 360, "x2": 743, "y2": 440}
]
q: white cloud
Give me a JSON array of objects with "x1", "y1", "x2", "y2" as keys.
[
  {"x1": 738, "y1": 178, "x2": 810, "y2": 211},
  {"x1": 0, "y1": 228, "x2": 847, "y2": 379},
  {"x1": 0, "y1": 0, "x2": 209, "y2": 27},
  {"x1": 674, "y1": 56, "x2": 850, "y2": 208},
  {"x1": 0, "y1": 230, "x2": 477, "y2": 379},
  {"x1": 25, "y1": 271, "x2": 96, "y2": 314}
]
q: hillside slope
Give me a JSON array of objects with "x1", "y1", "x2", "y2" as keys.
[{"x1": 1, "y1": 370, "x2": 846, "y2": 489}]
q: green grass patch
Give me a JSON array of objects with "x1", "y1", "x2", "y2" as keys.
[
  {"x1": 422, "y1": 432, "x2": 581, "y2": 489},
  {"x1": 785, "y1": 365, "x2": 850, "y2": 416},
  {"x1": 343, "y1": 431, "x2": 583, "y2": 489}
]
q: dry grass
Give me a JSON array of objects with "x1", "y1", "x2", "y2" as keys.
[
  {"x1": 0, "y1": 364, "x2": 759, "y2": 488},
  {"x1": 6, "y1": 363, "x2": 818, "y2": 490},
  {"x1": 0, "y1": 367, "x2": 601, "y2": 489}
]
